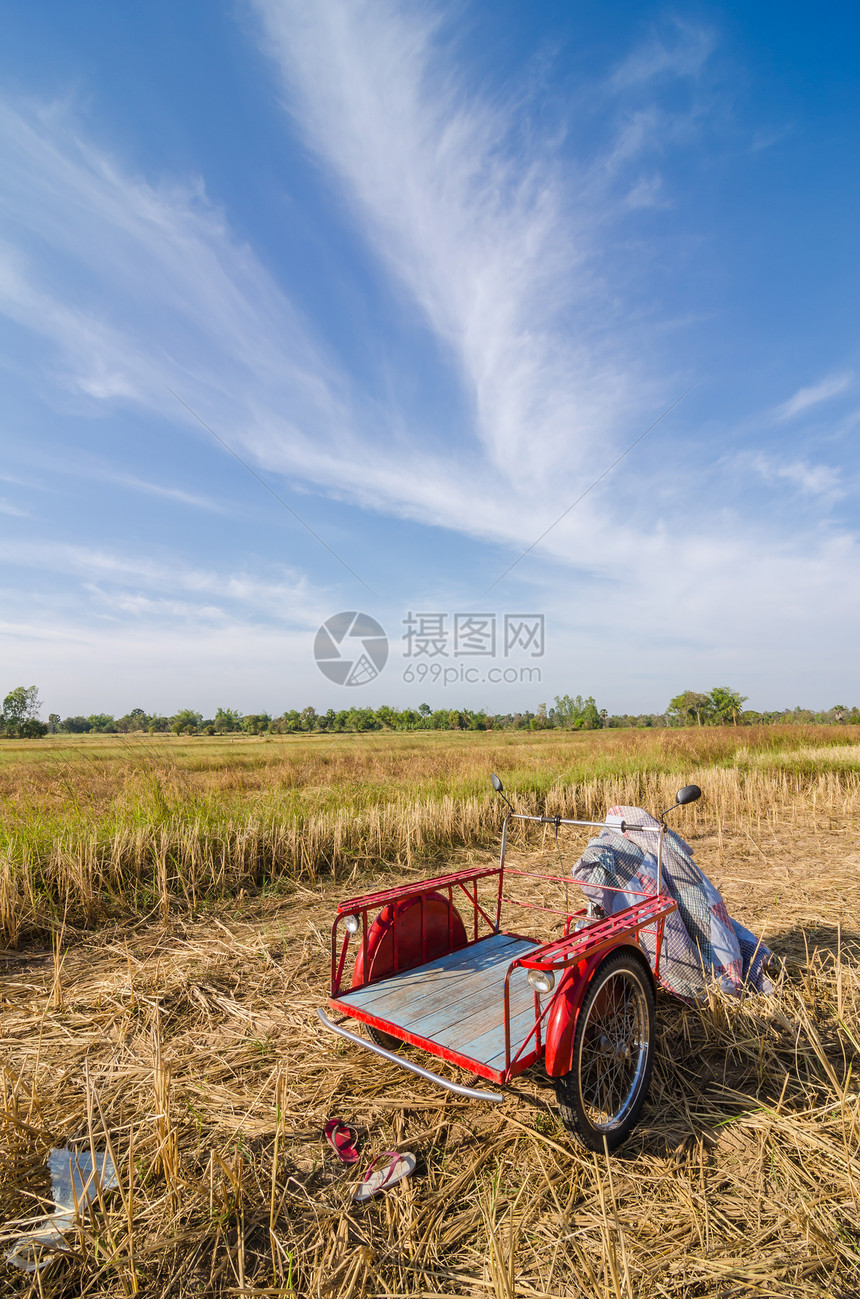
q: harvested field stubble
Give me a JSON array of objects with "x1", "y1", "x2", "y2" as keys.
[
  {"x1": 1, "y1": 726, "x2": 860, "y2": 945},
  {"x1": 1, "y1": 777, "x2": 860, "y2": 1296}
]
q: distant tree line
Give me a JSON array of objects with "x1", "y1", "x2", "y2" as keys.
[
  {"x1": 664, "y1": 686, "x2": 860, "y2": 727},
  {"x1": 2, "y1": 684, "x2": 858, "y2": 739}
]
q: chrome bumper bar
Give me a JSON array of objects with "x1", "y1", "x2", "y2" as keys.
[{"x1": 316, "y1": 1008, "x2": 504, "y2": 1103}]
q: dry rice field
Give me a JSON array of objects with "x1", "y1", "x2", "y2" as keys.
[{"x1": 2, "y1": 728, "x2": 860, "y2": 1297}]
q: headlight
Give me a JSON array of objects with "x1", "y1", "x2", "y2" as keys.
[
  {"x1": 527, "y1": 968, "x2": 555, "y2": 994},
  {"x1": 343, "y1": 914, "x2": 360, "y2": 934}
]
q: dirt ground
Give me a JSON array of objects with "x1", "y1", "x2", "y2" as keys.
[{"x1": 2, "y1": 813, "x2": 860, "y2": 1297}]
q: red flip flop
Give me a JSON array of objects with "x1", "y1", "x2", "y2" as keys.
[{"x1": 323, "y1": 1118, "x2": 359, "y2": 1165}]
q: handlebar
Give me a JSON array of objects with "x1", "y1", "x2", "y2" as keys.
[{"x1": 505, "y1": 811, "x2": 660, "y2": 833}]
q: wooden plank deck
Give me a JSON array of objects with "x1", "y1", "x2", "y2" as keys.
[{"x1": 335, "y1": 932, "x2": 543, "y2": 1071}]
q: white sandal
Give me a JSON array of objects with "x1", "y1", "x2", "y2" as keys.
[{"x1": 353, "y1": 1150, "x2": 416, "y2": 1202}]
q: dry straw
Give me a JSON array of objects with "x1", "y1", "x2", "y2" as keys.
[
  {"x1": 1, "y1": 728, "x2": 860, "y2": 1294},
  {"x1": 1, "y1": 726, "x2": 859, "y2": 946}
]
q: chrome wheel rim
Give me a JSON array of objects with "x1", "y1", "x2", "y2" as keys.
[{"x1": 576, "y1": 969, "x2": 649, "y2": 1132}]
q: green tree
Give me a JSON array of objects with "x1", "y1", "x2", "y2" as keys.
[
  {"x1": 581, "y1": 696, "x2": 601, "y2": 729},
  {"x1": 242, "y1": 712, "x2": 271, "y2": 735},
  {"x1": 170, "y1": 709, "x2": 202, "y2": 735},
  {"x1": 2, "y1": 685, "x2": 44, "y2": 737},
  {"x1": 60, "y1": 715, "x2": 91, "y2": 733},
  {"x1": 707, "y1": 686, "x2": 748, "y2": 726},
  {"x1": 87, "y1": 714, "x2": 117, "y2": 734},
  {"x1": 117, "y1": 707, "x2": 150, "y2": 733},
  {"x1": 551, "y1": 694, "x2": 602, "y2": 728},
  {"x1": 530, "y1": 703, "x2": 553, "y2": 730},
  {"x1": 553, "y1": 694, "x2": 584, "y2": 726},
  {"x1": 214, "y1": 707, "x2": 243, "y2": 733},
  {"x1": 667, "y1": 690, "x2": 711, "y2": 727}
]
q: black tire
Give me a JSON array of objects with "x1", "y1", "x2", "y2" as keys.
[
  {"x1": 367, "y1": 1025, "x2": 404, "y2": 1052},
  {"x1": 555, "y1": 950, "x2": 655, "y2": 1152}
]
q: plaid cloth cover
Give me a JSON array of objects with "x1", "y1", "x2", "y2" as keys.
[{"x1": 571, "y1": 805, "x2": 773, "y2": 1001}]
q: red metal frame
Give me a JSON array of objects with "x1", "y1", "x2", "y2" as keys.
[
  {"x1": 332, "y1": 863, "x2": 503, "y2": 998},
  {"x1": 328, "y1": 841, "x2": 678, "y2": 1087},
  {"x1": 502, "y1": 895, "x2": 674, "y2": 1076}
]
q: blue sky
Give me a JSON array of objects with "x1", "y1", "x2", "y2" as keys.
[{"x1": 1, "y1": 0, "x2": 858, "y2": 717}]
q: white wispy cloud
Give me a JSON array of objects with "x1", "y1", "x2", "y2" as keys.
[
  {"x1": 0, "y1": 7, "x2": 724, "y2": 556},
  {"x1": 0, "y1": 470, "x2": 41, "y2": 487},
  {"x1": 751, "y1": 453, "x2": 844, "y2": 501},
  {"x1": 2, "y1": 445, "x2": 225, "y2": 511},
  {"x1": 94, "y1": 471, "x2": 221, "y2": 511},
  {"x1": 253, "y1": 0, "x2": 676, "y2": 486},
  {"x1": 94, "y1": 592, "x2": 228, "y2": 621},
  {"x1": 609, "y1": 21, "x2": 716, "y2": 90},
  {"x1": 0, "y1": 92, "x2": 514, "y2": 550},
  {"x1": 622, "y1": 174, "x2": 666, "y2": 210},
  {"x1": 3, "y1": 539, "x2": 326, "y2": 624},
  {"x1": 0, "y1": 98, "x2": 352, "y2": 455},
  {"x1": 774, "y1": 371, "x2": 853, "y2": 421}
]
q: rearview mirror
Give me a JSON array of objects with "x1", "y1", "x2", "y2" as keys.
[
  {"x1": 490, "y1": 773, "x2": 504, "y2": 794},
  {"x1": 675, "y1": 784, "x2": 702, "y2": 806}
]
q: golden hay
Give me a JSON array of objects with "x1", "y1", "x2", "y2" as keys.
[
  {"x1": 2, "y1": 787, "x2": 860, "y2": 1297},
  {"x1": 2, "y1": 725, "x2": 859, "y2": 947}
]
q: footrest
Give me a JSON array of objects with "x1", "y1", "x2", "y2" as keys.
[{"x1": 315, "y1": 1008, "x2": 504, "y2": 1102}]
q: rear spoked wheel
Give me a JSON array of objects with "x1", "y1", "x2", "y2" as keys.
[{"x1": 556, "y1": 951, "x2": 655, "y2": 1152}]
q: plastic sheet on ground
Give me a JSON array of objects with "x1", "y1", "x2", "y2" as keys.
[{"x1": 4, "y1": 1147, "x2": 118, "y2": 1272}]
